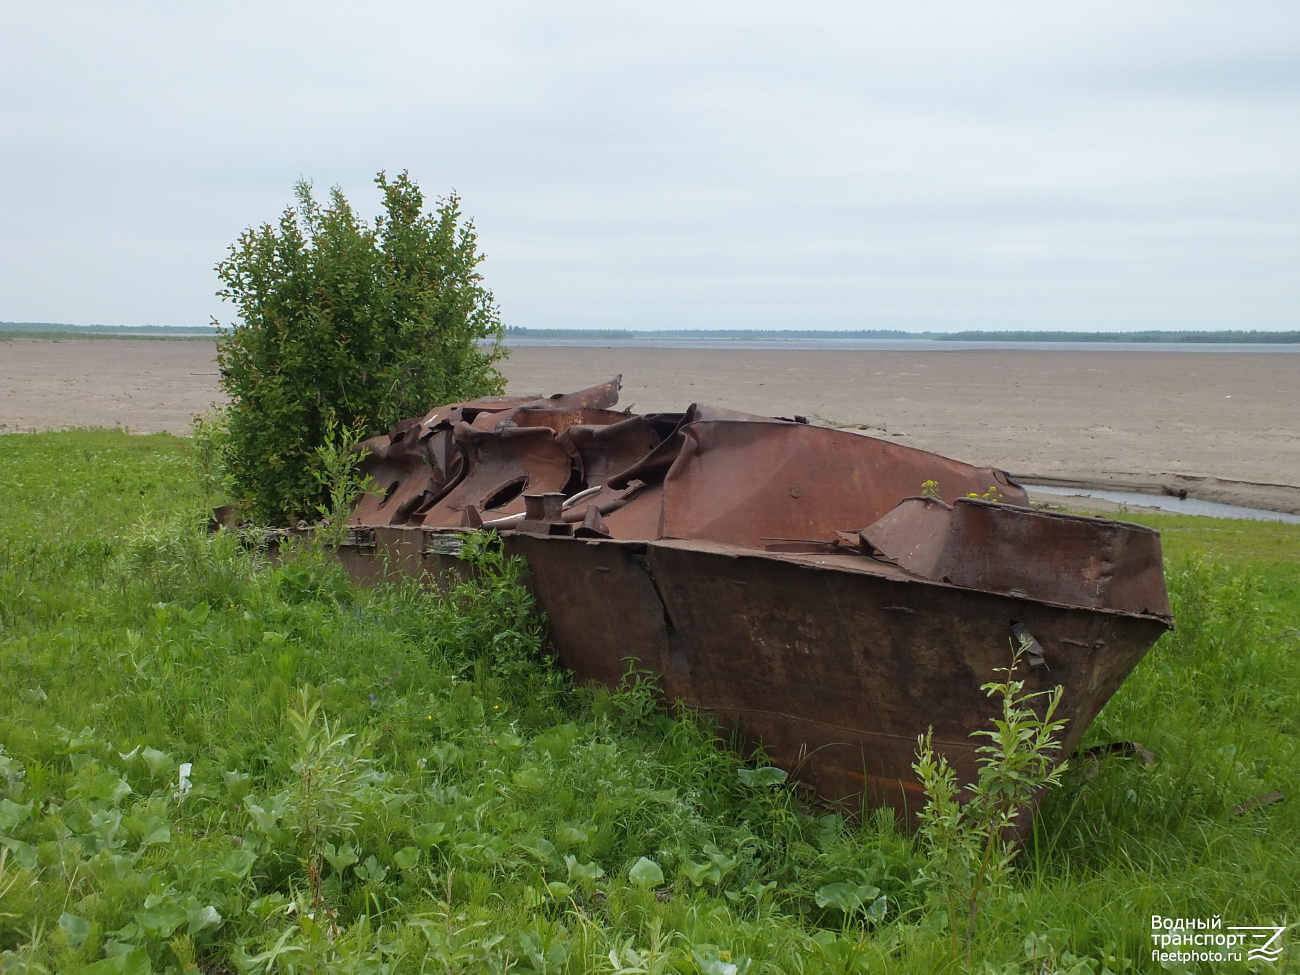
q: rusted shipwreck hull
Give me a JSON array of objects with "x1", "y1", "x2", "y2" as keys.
[{"x1": 342, "y1": 378, "x2": 1172, "y2": 823}]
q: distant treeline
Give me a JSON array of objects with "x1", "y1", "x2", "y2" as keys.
[
  {"x1": 9, "y1": 322, "x2": 1299, "y2": 343},
  {"x1": 1, "y1": 321, "x2": 218, "y2": 337},
  {"x1": 501, "y1": 328, "x2": 920, "y2": 340},
  {"x1": 504, "y1": 326, "x2": 1300, "y2": 343},
  {"x1": 935, "y1": 330, "x2": 1300, "y2": 344}
]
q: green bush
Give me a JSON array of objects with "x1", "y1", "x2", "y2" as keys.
[{"x1": 215, "y1": 171, "x2": 508, "y2": 524}]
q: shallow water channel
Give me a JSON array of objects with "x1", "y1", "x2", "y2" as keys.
[{"x1": 1024, "y1": 484, "x2": 1300, "y2": 524}]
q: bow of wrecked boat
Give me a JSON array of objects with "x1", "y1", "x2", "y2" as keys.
[{"x1": 335, "y1": 377, "x2": 1172, "y2": 824}]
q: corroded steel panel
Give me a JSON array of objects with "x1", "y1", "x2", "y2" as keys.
[{"x1": 336, "y1": 379, "x2": 1173, "y2": 828}]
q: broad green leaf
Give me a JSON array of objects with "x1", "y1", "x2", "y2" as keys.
[
  {"x1": 323, "y1": 841, "x2": 358, "y2": 874},
  {"x1": 737, "y1": 766, "x2": 787, "y2": 788},
  {"x1": 221, "y1": 769, "x2": 250, "y2": 791},
  {"x1": 123, "y1": 814, "x2": 171, "y2": 847},
  {"x1": 59, "y1": 912, "x2": 91, "y2": 948},
  {"x1": 554, "y1": 821, "x2": 590, "y2": 846},
  {"x1": 393, "y1": 846, "x2": 420, "y2": 870},
  {"x1": 356, "y1": 854, "x2": 388, "y2": 882},
  {"x1": 691, "y1": 950, "x2": 741, "y2": 975},
  {"x1": 496, "y1": 730, "x2": 525, "y2": 751},
  {"x1": 1, "y1": 836, "x2": 39, "y2": 871},
  {"x1": 534, "y1": 723, "x2": 578, "y2": 760},
  {"x1": 703, "y1": 843, "x2": 738, "y2": 873},
  {"x1": 186, "y1": 904, "x2": 222, "y2": 935},
  {"x1": 71, "y1": 771, "x2": 132, "y2": 805},
  {"x1": 814, "y1": 881, "x2": 881, "y2": 914},
  {"x1": 545, "y1": 880, "x2": 574, "y2": 899},
  {"x1": 512, "y1": 766, "x2": 546, "y2": 789},
  {"x1": 0, "y1": 798, "x2": 33, "y2": 833},
  {"x1": 410, "y1": 820, "x2": 447, "y2": 850},
  {"x1": 680, "y1": 859, "x2": 719, "y2": 886},
  {"x1": 629, "y1": 856, "x2": 664, "y2": 888},
  {"x1": 243, "y1": 797, "x2": 283, "y2": 834},
  {"x1": 210, "y1": 848, "x2": 257, "y2": 880},
  {"x1": 137, "y1": 896, "x2": 187, "y2": 939},
  {"x1": 141, "y1": 747, "x2": 173, "y2": 777},
  {"x1": 520, "y1": 836, "x2": 558, "y2": 863},
  {"x1": 564, "y1": 855, "x2": 604, "y2": 885},
  {"x1": 83, "y1": 946, "x2": 151, "y2": 975}
]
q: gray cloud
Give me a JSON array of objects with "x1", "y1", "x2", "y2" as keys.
[{"x1": 1, "y1": 1, "x2": 1297, "y2": 330}]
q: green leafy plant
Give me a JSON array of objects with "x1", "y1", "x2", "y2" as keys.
[
  {"x1": 215, "y1": 170, "x2": 508, "y2": 524},
  {"x1": 185, "y1": 410, "x2": 231, "y2": 512},
  {"x1": 280, "y1": 687, "x2": 379, "y2": 915},
  {"x1": 912, "y1": 641, "x2": 1069, "y2": 965},
  {"x1": 309, "y1": 412, "x2": 376, "y2": 549}
]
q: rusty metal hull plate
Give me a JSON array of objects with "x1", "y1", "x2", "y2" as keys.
[
  {"x1": 506, "y1": 534, "x2": 1167, "y2": 821},
  {"x1": 330, "y1": 380, "x2": 1174, "y2": 826}
]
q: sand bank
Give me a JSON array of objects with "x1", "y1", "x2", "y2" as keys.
[{"x1": 3, "y1": 338, "x2": 1297, "y2": 513}]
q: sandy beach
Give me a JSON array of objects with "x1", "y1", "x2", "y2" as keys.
[{"x1": 3, "y1": 337, "x2": 1298, "y2": 512}]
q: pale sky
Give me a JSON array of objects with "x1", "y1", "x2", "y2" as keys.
[{"x1": 2, "y1": 2, "x2": 1297, "y2": 331}]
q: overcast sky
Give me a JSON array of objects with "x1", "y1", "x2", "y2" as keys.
[{"x1": 2, "y1": 2, "x2": 1298, "y2": 332}]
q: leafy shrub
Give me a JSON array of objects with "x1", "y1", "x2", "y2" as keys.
[
  {"x1": 913, "y1": 643, "x2": 1068, "y2": 964},
  {"x1": 215, "y1": 171, "x2": 508, "y2": 524}
]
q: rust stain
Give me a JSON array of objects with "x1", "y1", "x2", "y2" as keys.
[{"x1": 334, "y1": 377, "x2": 1172, "y2": 827}]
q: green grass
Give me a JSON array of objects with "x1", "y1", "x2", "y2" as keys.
[{"x1": 0, "y1": 431, "x2": 1297, "y2": 973}]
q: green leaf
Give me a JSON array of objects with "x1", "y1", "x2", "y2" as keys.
[
  {"x1": 59, "y1": 912, "x2": 91, "y2": 948},
  {"x1": 737, "y1": 766, "x2": 787, "y2": 788},
  {"x1": 137, "y1": 896, "x2": 187, "y2": 939},
  {"x1": 545, "y1": 880, "x2": 574, "y2": 899},
  {"x1": 123, "y1": 814, "x2": 171, "y2": 848},
  {"x1": 221, "y1": 769, "x2": 250, "y2": 791},
  {"x1": 210, "y1": 848, "x2": 257, "y2": 880},
  {"x1": 186, "y1": 904, "x2": 222, "y2": 935},
  {"x1": 83, "y1": 946, "x2": 151, "y2": 975},
  {"x1": 356, "y1": 854, "x2": 388, "y2": 882},
  {"x1": 814, "y1": 882, "x2": 881, "y2": 914},
  {"x1": 680, "y1": 859, "x2": 719, "y2": 886},
  {"x1": 183, "y1": 601, "x2": 210, "y2": 625},
  {"x1": 629, "y1": 856, "x2": 664, "y2": 888},
  {"x1": 496, "y1": 730, "x2": 525, "y2": 751},
  {"x1": 141, "y1": 747, "x2": 173, "y2": 777},
  {"x1": 243, "y1": 796, "x2": 284, "y2": 835},
  {"x1": 410, "y1": 821, "x2": 446, "y2": 850},
  {"x1": 0, "y1": 798, "x2": 33, "y2": 833},
  {"x1": 554, "y1": 821, "x2": 590, "y2": 846},
  {"x1": 323, "y1": 841, "x2": 358, "y2": 874},
  {"x1": 0, "y1": 836, "x2": 38, "y2": 871},
  {"x1": 512, "y1": 766, "x2": 546, "y2": 789},
  {"x1": 393, "y1": 846, "x2": 420, "y2": 870},
  {"x1": 564, "y1": 855, "x2": 604, "y2": 885},
  {"x1": 865, "y1": 894, "x2": 888, "y2": 921},
  {"x1": 70, "y1": 771, "x2": 132, "y2": 805}
]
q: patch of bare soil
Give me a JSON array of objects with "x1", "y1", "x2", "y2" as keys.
[{"x1": 4, "y1": 338, "x2": 1296, "y2": 512}]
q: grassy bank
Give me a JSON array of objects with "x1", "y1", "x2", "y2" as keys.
[{"x1": 0, "y1": 431, "x2": 1296, "y2": 973}]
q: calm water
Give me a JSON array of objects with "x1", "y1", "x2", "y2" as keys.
[{"x1": 1024, "y1": 484, "x2": 1300, "y2": 524}]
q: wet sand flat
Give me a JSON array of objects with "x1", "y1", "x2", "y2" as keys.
[
  {"x1": 503, "y1": 346, "x2": 1300, "y2": 513},
  {"x1": 3, "y1": 338, "x2": 1297, "y2": 511},
  {"x1": 1, "y1": 338, "x2": 225, "y2": 435}
]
